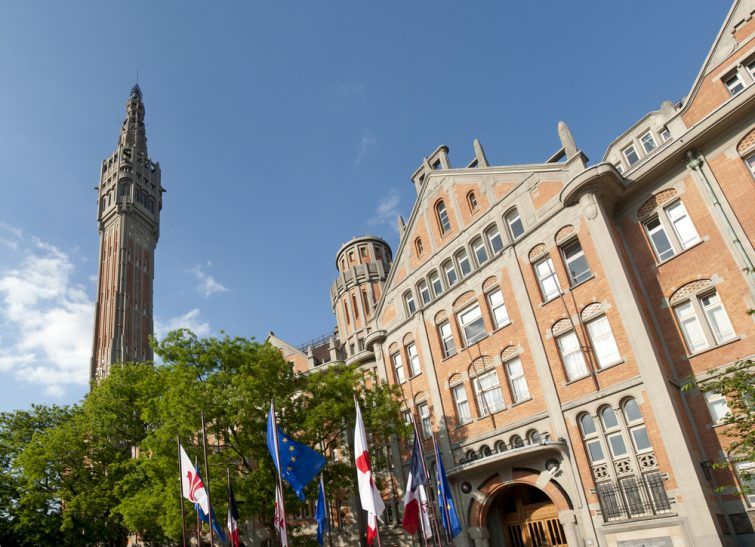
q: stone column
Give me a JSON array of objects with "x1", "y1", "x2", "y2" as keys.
[
  {"x1": 467, "y1": 527, "x2": 490, "y2": 547},
  {"x1": 558, "y1": 510, "x2": 581, "y2": 547}
]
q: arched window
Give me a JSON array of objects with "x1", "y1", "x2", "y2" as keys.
[
  {"x1": 442, "y1": 259, "x2": 458, "y2": 287},
  {"x1": 485, "y1": 224, "x2": 504, "y2": 254},
  {"x1": 578, "y1": 413, "x2": 605, "y2": 463},
  {"x1": 505, "y1": 208, "x2": 525, "y2": 240},
  {"x1": 471, "y1": 236, "x2": 488, "y2": 265},
  {"x1": 455, "y1": 248, "x2": 472, "y2": 277},
  {"x1": 428, "y1": 270, "x2": 443, "y2": 297},
  {"x1": 467, "y1": 191, "x2": 479, "y2": 212},
  {"x1": 480, "y1": 445, "x2": 492, "y2": 457},
  {"x1": 621, "y1": 398, "x2": 651, "y2": 453},
  {"x1": 417, "y1": 280, "x2": 431, "y2": 305},
  {"x1": 403, "y1": 290, "x2": 417, "y2": 315},
  {"x1": 494, "y1": 440, "x2": 506, "y2": 453},
  {"x1": 436, "y1": 200, "x2": 452, "y2": 234},
  {"x1": 527, "y1": 430, "x2": 542, "y2": 444},
  {"x1": 510, "y1": 435, "x2": 524, "y2": 448},
  {"x1": 415, "y1": 237, "x2": 424, "y2": 256},
  {"x1": 599, "y1": 406, "x2": 628, "y2": 459}
]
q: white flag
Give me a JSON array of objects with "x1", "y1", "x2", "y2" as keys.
[
  {"x1": 354, "y1": 398, "x2": 384, "y2": 544},
  {"x1": 274, "y1": 483, "x2": 288, "y2": 547},
  {"x1": 179, "y1": 443, "x2": 209, "y2": 515}
]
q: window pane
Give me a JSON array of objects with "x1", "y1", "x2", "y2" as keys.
[
  {"x1": 444, "y1": 262, "x2": 458, "y2": 286},
  {"x1": 430, "y1": 272, "x2": 443, "y2": 296},
  {"x1": 535, "y1": 257, "x2": 561, "y2": 300},
  {"x1": 459, "y1": 305, "x2": 486, "y2": 345},
  {"x1": 622, "y1": 398, "x2": 642, "y2": 423},
  {"x1": 601, "y1": 407, "x2": 619, "y2": 430},
  {"x1": 437, "y1": 202, "x2": 451, "y2": 233},
  {"x1": 640, "y1": 132, "x2": 657, "y2": 153},
  {"x1": 457, "y1": 251, "x2": 472, "y2": 277},
  {"x1": 562, "y1": 239, "x2": 591, "y2": 285},
  {"x1": 558, "y1": 331, "x2": 588, "y2": 381},
  {"x1": 506, "y1": 210, "x2": 525, "y2": 239},
  {"x1": 700, "y1": 293, "x2": 735, "y2": 344},
  {"x1": 675, "y1": 302, "x2": 708, "y2": 353},
  {"x1": 645, "y1": 217, "x2": 675, "y2": 261},
  {"x1": 587, "y1": 439, "x2": 605, "y2": 463},
  {"x1": 392, "y1": 353, "x2": 405, "y2": 383},
  {"x1": 439, "y1": 322, "x2": 456, "y2": 357},
  {"x1": 587, "y1": 316, "x2": 621, "y2": 368},
  {"x1": 404, "y1": 292, "x2": 416, "y2": 314},
  {"x1": 726, "y1": 73, "x2": 745, "y2": 96},
  {"x1": 407, "y1": 343, "x2": 421, "y2": 376},
  {"x1": 453, "y1": 385, "x2": 471, "y2": 424},
  {"x1": 476, "y1": 370, "x2": 504, "y2": 415},
  {"x1": 506, "y1": 358, "x2": 530, "y2": 402},
  {"x1": 580, "y1": 414, "x2": 597, "y2": 436},
  {"x1": 607, "y1": 433, "x2": 628, "y2": 457},
  {"x1": 624, "y1": 145, "x2": 639, "y2": 165},
  {"x1": 472, "y1": 239, "x2": 488, "y2": 264},
  {"x1": 631, "y1": 426, "x2": 651, "y2": 452},
  {"x1": 418, "y1": 281, "x2": 431, "y2": 304},
  {"x1": 488, "y1": 289, "x2": 510, "y2": 328},
  {"x1": 704, "y1": 391, "x2": 730, "y2": 422},
  {"x1": 487, "y1": 226, "x2": 504, "y2": 253},
  {"x1": 665, "y1": 201, "x2": 700, "y2": 249}
]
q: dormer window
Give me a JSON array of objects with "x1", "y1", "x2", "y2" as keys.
[
  {"x1": 725, "y1": 72, "x2": 745, "y2": 96},
  {"x1": 436, "y1": 201, "x2": 452, "y2": 234},
  {"x1": 623, "y1": 144, "x2": 639, "y2": 166},
  {"x1": 640, "y1": 131, "x2": 657, "y2": 154},
  {"x1": 467, "y1": 191, "x2": 479, "y2": 212},
  {"x1": 660, "y1": 127, "x2": 671, "y2": 142}
]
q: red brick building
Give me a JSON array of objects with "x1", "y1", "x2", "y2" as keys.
[{"x1": 271, "y1": 2, "x2": 755, "y2": 545}]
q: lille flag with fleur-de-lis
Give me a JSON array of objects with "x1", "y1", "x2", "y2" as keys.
[
  {"x1": 179, "y1": 442, "x2": 209, "y2": 515},
  {"x1": 266, "y1": 403, "x2": 326, "y2": 500}
]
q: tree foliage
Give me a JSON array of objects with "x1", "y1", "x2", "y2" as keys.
[{"x1": 0, "y1": 330, "x2": 405, "y2": 545}]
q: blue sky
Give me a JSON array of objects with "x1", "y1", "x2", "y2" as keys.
[{"x1": 0, "y1": 1, "x2": 729, "y2": 410}]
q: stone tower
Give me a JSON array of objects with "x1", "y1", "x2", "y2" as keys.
[{"x1": 90, "y1": 85, "x2": 163, "y2": 381}]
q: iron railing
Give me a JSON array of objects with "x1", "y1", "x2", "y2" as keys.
[{"x1": 595, "y1": 472, "x2": 672, "y2": 522}]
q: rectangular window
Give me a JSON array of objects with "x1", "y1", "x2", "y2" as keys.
[
  {"x1": 444, "y1": 261, "x2": 458, "y2": 287},
  {"x1": 506, "y1": 357, "x2": 530, "y2": 403},
  {"x1": 615, "y1": 162, "x2": 625, "y2": 174},
  {"x1": 629, "y1": 425, "x2": 652, "y2": 452},
  {"x1": 362, "y1": 290, "x2": 370, "y2": 314},
  {"x1": 407, "y1": 342, "x2": 421, "y2": 377},
  {"x1": 660, "y1": 127, "x2": 671, "y2": 142},
  {"x1": 586, "y1": 316, "x2": 621, "y2": 368},
  {"x1": 561, "y1": 239, "x2": 591, "y2": 285},
  {"x1": 674, "y1": 301, "x2": 708, "y2": 353},
  {"x1": 644, "y1": 216, "x2": 675, "y2": 261},
  {"x1": 704, "y1": 391, "x2": 730, "y2": 423},
  {"x1": 475, "y1": 369, "x2": 504, "y2": 415},
  {"x1": 557, "y1": 331, "x2": 589, "y2": 381},
  {"x1": 404, "y1": 292, "x2": 417, "y2": 315},
  {"x1": 640, "y1": 131, "x2": 657, "y2": 154},
  {"x1": 665, "y1": 201, "x2": 700, "y2": 250},
  {"x1": 452, "y1": 384, "x2": 472, "y2": 424},
  {"x1": 700, "y1": 292, "x2": 735, "y2": 344},
  {"x1": 429, "y1": 271, "x2": 443, "y2": 296},
  {"x1": 487, "y1": 289, "x2": 510, "y2": 329},
  {"x1": 725, "y1": 73, "x2": 745, "y2": 96},
  {"x1": 623, "y1": 144, "x2": 640, "y2": 166},
  {"x1": 418, "y1": 403, "x2": 432, "y2": 438},
  {"x1": 472, "y1": 239, "x2": 488, "y2": 265},
  {"x1": 439, "y1": 321, "x2": 456, "y2": 358},
  {"x1": 392, "y1": 353, "x2": 406, "y2": 383},
  {"x1": 606, "y1": 432, "x2": 628, "y2": 458},
  {"x1": 457, "y1": 250, "x2": 472, "y2": 277},
  {"x1": 458, "y1": 304, "x2": 486, "y2": 346},
  {"x1": 534, "y1": 256, "x2": 561, "y2": 301},
  {"x1": 586, "y1": 439, "x2": 605, "y2": 463},
  {"x1": 418, "y1": 281, "x2": 431, "y2": 305},
  {"x1": 486, "y1": 226, "x2": 504, "y2": 254},
  {"x1": 506, "y1": 210, "x2": 525, "y2": 240},
  {"x1": 437, "y1": 203, "x2": 452, "y2": 233}
]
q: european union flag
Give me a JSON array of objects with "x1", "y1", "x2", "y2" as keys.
[
  {"x1": 266, "y1": 404, "x2": 327, "y2": 501},
  {"x1": 434, "y1": 436, "x2": 462, "y2": 538},
  {"x1": 315, "y1": 477, "x2": 330, "y2": 546}
]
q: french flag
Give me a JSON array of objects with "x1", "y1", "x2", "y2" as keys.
[{"x1": 401, "y1": 433, "x2": 432, "y2": 538}]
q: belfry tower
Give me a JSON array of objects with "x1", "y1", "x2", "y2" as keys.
[{"x1": 90, "y1": 85, "x2": 163, "y2": 381}]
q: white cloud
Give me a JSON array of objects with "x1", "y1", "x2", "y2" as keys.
[
  {"x1": 154, "y1": 308, "x2": 211, "y2": 339},
  {"x1": 355, "y1": 130, "x2": 377, "y2": 165},
  {"x1": 368, "y1": 189, "x2": 401, "y2": 231},
  {"x1": 190, "y1": 262, "x2": 230, "y2": 298},
  {"x1": 0, "y1": 231, "x2": 94, "y2": 397}
]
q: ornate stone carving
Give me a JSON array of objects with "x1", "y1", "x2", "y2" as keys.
[
  {"x1": 638, "y1": 452, "x2": 658, "y2": 470},
  {"x1": 614, "y1": 458, "x2": 633, "y2": 476}
]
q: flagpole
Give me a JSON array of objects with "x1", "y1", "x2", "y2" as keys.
[
  {"x1": 270, "y1": 400, "x2": 288, "y2": 546},
  {"x1": 409, "y1": 415, "x2": 443, "y2": 546},
  {"x1": 177, "y1": 437, "x2": 188, "y2": 547},
  {"x1": 433, "y1": 434, "x2": 453, "y2": 546},
  {"x1": 195, "y1": 457, "x2": 202, "y2": 546},
  {"x1": 226, "y1": 467, "x2": 232, "y2": 545},
  {"x1": 320, "y1": 474, "x2": 334, "y2": 547},
  {"x1": 201, "y1": 411, "x2": 215, "y2": 547}
]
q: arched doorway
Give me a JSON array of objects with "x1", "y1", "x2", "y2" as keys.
[{"x1": 488, "y1": 484, "x2": 567, "y2": 547}]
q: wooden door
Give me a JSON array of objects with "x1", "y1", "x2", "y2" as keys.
[{"x1": 500, "y1": 486, "x2": 567, "y2": 547}]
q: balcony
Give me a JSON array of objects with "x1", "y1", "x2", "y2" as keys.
[
  {"x1": 447, "y1": 439, "x2": 568, "y2": 477},
  {"x1": 594, "y1": 471, "x2": 673, "y2": 523}
]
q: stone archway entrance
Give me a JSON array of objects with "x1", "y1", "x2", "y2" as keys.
[{"x1": 493, "y1": 484, "x2": 567, "y2": 547}]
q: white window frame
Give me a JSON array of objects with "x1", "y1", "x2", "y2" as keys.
[
  {"x1": 704, "y1": 391, "x2": 730, "y2": 424},
  {"x1": 392, "y1": 352, "x2": 406, "y2": 383},
  {"x1": 468, "y1": 191, "x2": 478, "y2": 211},
  {"x1": 586, "y1": 315, "x2": 621, "y2": 368},
  {"x1": 456, "y1": 249, "x2": 472, "y2": 277},
  {"x1": 406, "y1": 342, "x2": 421, "y2": 377},
  {"x1": 579, "y1": 414, "x2": 606, "y2": 464},
  {"x1": 486, "y1": 224, "x2": 504, "y2": 254},
  {"x1": 505, "y1": 357, "x2": 530, "y2": 403},
  {"x1": 429, "y1": 270, "x2": 443, "y2": 297},
  {"x1": 556, "y1": 330, "x2": 589, "y2": 381},
  {"x1": 417, "y1": 280, "x2": 431, "y2": 305},
  {"x1": 560, "y1": 238, "x2": 591, "y2": 286},
  {"x1": 644, "y1": 215, "x2": 675, "y2": 262},
  {"x1": 443, "y1": 260, "x2": 458, "y2": 287},
  {"x1": 472, "y1": 237, "x2": 489, "y2": 265},
  {"x1": 665, "y1": 201, "x2": 700, "y2": 251},
  {"x1": 747, "y1": 59, "x2": 755, "y2": 81},
  {"x1": 534, "y1": 256, "x2": 561, "y2": 301},
  {"x1": 615, "y1": 162, "x2": 625, "y2": 174},
  {"x1": 452, "y1": 384, "x2": 472, "y2": 424},
  {"x1": 438, "y1": 321, "x2": 456, "y2": 358},
  {"x1": 505, "y1": 208, "x2": 525, "y2": 240},
  {"x1": 487, "y1": 288, "x2": 510, "y2": 329},
  {"x1": 639, "y1": 131, "x2": 657, "y2": 154},
  {"x1": 699, "y1": 292, "x2": 736, "y2": 345},
  {"x1": 418, "y1": 402, "x2": 432, "y2": 438},
  {"x1": 674, "y1": 300, "x2": 709, "y2": 353},
  {"x1": 660, "y1": 127, "x2": 671, "y2": 142},
  {"x1": 623, "y1": 144, "x2": 639, "y2": 166},
  {"x1": 474, "y1": 369, "x2": 504, "y2": 416},
  {"x1": 725, "y1": 72, "x2": 746, "y2": 96},
  {"x1": 745, "y1": 153, "x2": 755, "y2": 178},
  {"x1": 436, "y1": 201, "x2": 451, "y2": 234},
  {"x1": 404, "y1": 291, "x2": 417, "y2": 315},
  {"x1": 457, "y1": 303, "x2": 487, "y2": 346}
]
